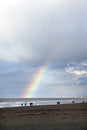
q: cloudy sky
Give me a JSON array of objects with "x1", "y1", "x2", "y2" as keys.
[{"x1": 0, "y1": 0, "x2": 87, "y2": 98}]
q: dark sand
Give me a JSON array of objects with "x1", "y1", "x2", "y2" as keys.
[{"x1": 0, "y1": 103, "x2": 87, "y2": 130}]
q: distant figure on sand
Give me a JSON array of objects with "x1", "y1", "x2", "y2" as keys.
[
  {"x1": 25, "y1": 103, "x2": 27, "y2": 106},
  {"x1": 30, "y1": 103, "x2": 33, "y2": 106},
  {"x1": 21, "y1": 103, "x2": 23, "y2": 106},
  {"x1": 57, "y1": 102, "x2": 60, "y2": 104},
  {"x1": 72, "y1": 101, "x2": 75, "y2": 104},
  {"x1": 82, "y1": 101, "x2": 85, "y2": 104}
]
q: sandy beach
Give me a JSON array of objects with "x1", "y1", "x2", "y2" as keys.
[{"x1": 0, "y1": 103, "x2": 87, "y2": 130}]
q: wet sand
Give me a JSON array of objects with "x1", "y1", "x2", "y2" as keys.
[{"x1": 0, "y1": 103, "x2": 87, "y2": 130}]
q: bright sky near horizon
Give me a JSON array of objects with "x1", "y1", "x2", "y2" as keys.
[{"x1": 0, "y1": 0, "x2": 87, "y2": 98}]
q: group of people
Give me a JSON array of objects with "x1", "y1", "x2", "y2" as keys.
[
  {"x1": 21, "y1": 101, "x2": 85, "y2": 106},
  {"x1": 21, "y1": 102, "x2": 33, "y2": 106},
  {"x1": 21, "y1": 103, "x2": 27, "y2": 106}
]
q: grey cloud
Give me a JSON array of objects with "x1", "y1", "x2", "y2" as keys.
[
  {"x1": 66, "y1": 61, "x2": 87, "y2": 75},
  {"x1": 0, "y1": 0, "x2": 87, "y2": 97},
  {"x1": 77, "y1": 77, "x2": 87, "y2": 86},
  {"x1": 66, "y1": 61, "x2": 87, "y2": 86},
  {"x1": 0, "y1": 0, "x2": 87, "y2": 65}
]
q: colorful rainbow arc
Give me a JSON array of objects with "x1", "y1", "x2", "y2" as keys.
[
  {"x1": 23, "y1": 44, "x2": 62, "y2": 98},
  {"x1": 23, "y1": 65, "x2": 49, "y2": 98}
]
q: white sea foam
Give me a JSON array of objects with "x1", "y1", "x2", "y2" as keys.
[{"x1": 0, "y1": 98, "x2": 87, "y2": 108}]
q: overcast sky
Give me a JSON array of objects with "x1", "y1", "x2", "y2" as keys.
[{"x1": 0, "y1": 0, "x2": 87, "y2": 98}]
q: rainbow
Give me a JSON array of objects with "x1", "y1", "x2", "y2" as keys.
[
  {"x1": 23, "y1": 44, "x2": 62, "y2": 98},
  {"x1": 23, "y1": 64, "x2": 49, "y2": 98}
]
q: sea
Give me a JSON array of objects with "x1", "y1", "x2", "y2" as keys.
[{"x1": 0, "y1": 98, "x2": 87, "y2": 108}]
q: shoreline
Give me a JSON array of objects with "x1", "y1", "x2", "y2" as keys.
[
  {"x1": 0, "y1": 102, "x2": 87, "y2": 108},
  {"x1": 0, "y1": 97, "x2": 87, "y2": 108},
  {"x1": 0, "y1": 102, "x2": 87, "y2": 109},
  {"x1": 0, "y1": 103, "x2": 87, "y2": 130}
]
